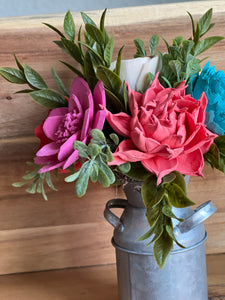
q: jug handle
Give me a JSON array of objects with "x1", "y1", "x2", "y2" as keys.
[
  {"x1": 104, "y1": 199, "x2": 127, "y2": 230},
  {"x1": 175, "y1": 200, "x2": 217, "y2": 234}
]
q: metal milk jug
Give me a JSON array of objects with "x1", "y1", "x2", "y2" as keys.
[{"x1": 104, "y1": 181, "x2": 217, "y2": 300}]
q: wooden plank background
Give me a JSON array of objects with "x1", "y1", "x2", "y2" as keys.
[{"x1": 0, "y1": 0, "x2": 225, "y2": 275}]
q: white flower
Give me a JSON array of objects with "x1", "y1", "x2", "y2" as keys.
[{"x1": 110, "y1": 56, "x2": 161, "y2": 92}]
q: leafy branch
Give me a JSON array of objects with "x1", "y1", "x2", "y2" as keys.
[
  {"x1": 0, "y1": 54, "x2": 68, "y2": 109},
  {"x1": 140, "y1": 171, "x2": 194, "y2": 268},
  {"x1": 204, "y1": 135, "x2": 225, "y2": 173},
  {"x1": 65, "y1": 129, "x2": 115, "y2": 197},
  {"x1": 44, "y1": 9, "x2": 127, "y2": 113},
  {"x1": 158, "y1": 8, "x2": 224, "y2": 88},
  {"x1": 12, "y1": 162, "x2": 58, "y2": 200}
]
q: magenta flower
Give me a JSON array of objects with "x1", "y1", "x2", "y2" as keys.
[{"x1": 35, "y1": 77, "x2": 106, "y2": 172}]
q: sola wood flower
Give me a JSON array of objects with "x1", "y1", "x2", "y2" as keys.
[
  {"x1": 110, "y1": 56, "x2": 160, "y2": 92},
  {"x1": 104, "y1": 74, "x2": 217, "y2": 184},
  {"x1": 35, "y1": 77, "x2": 106, "y2": 173}
]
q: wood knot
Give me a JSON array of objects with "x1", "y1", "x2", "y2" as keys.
[{"x1": 6, "y1": 96, "x2": 12, "y2": 100}]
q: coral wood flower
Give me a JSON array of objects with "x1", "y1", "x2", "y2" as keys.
[{"x1": 105, "y1": 74, "x2": 217, "y2": 184}]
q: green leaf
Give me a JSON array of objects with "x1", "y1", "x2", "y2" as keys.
[
  {"x1": 162, "y1": 205, "x2": 184, "y2": 222},
  {"x1": 73, "y1": 141, "x2": 89, "y2": 158},
  {"x1": 109, "y1": 133, "x2": 119, "y2": 145},
  {"x1": 134, "y1": 38, "x2": 147, "y2": 57},
  {"x1": 104, "y1": 37, "x2": 114, "y2": 67},
  {"x1": 87, "y1": 143, "x2": 101, "y2": 157},
  {"x1": 91, "y1": 129, "x2": 106, "y2": 142},
  {"x1": 168, "y1": 60, "x2": 182, "y2": 81},
  {"x1": 149, "y1": 35, "x2": 159, "y2": 56},
  {"x1": 81, "y1": 12, "x2": 96, "y2": 26},
  {"x1": 166, "y1": 183, "x2": 195, "y2": 208},
  {"x1": 187, "y1": 11, "x2": 195, "y2": 39},
  {"x1": 204, "y1": 142, "x2": 220, "y2": 169},
  {"x1": 137, "y1": 215, "x2": 160, "y2": 241},
  {"x1": 194, "y1": 36, "x2": 224, "y2": 56},
  {"x1": 51, "y1": 67, "x2": 69, "y2": 97},
  {"x1": 26, "y1": 180, "x2": 38, "y2": 194},
  {"x1": 173, "y1": 36, "x2": 183, "y2": 46},
  {"x1": 100, "y1": 8, "x2": 107, "y2": 33},
  {"x1": 29, "y1": 89, "x2": 67, "y2": 108},
  {"x1": 78, "y1": 25, "x2": 85, "y2": 58},
  {"x1": 60, "y1": 60, "x2": 84, "y2": 78},
  {"x1": 15, "y1": 89, "x2": 34, "y2": 94},
  {"x1": 115, "y1": 45, "x2": 125, "y2": 76},
  {"x1": 75, "y1": 162, "x2": 92, "y2": 197},
  {"x1": 24, "y1": 64, "x2": 48, "y2": 89},
  {"x1": 90, "y1": 163, "x2": 99, "y2": 183},
  {"x1": 83, "y1": 52, "x2": 98, "y2": 90},
  {"x1": 162, "y1": 172, "x2": 176, "y2": 185},
  {"x1": 165, "y1": 224, "x2": 185, "y2": 248},
  {"x1": 96, "y1": 65, "x2": 122, "y2": 92},
  {"x1": 0, "y1": 67, "x2": 26, "y2": 84},
  {"x1": 65, "y1": 170, "x2": 81, "y2": 183},
  {"x1": 53, "y1": 40, "x2": 69, "y2": 54},
  {"x1": 153, "y1": 229, "x2": 173, "y2": 268},
  {"x1": 116, "y1": 162, "x2": 131, "y2": 174},
  {"x1": 43, "y1": 22, "x2": 65, "y2": 38},
  {"x1": 61, "y1": 38, "x2": 83, "y2": 64},
  {"x1": 126, "y1": 162, "x2": 149, "y2": 181},
  {"x1": 78, "y1": 41, "x2": 104, "y2": 65},
  {"x1": 12, "y1": 181, "x2": 29, "y2": 187},
  {"x1": 13, "y1": 53, "x2": 24, "y2": 71},
  {"x1": 106, "y1": 146, "x2": 114, "y2": 162},
  {"x1": 198, "y1": 8, "x2": 212, "y2": 37},
  {"x1": 64, "y1": 10, "x2": 75, "y2": 41},
  {"x1": 85, "y1": 23, "x2": 104, "y2": 45},
  {"x1": 97, "y1": 160, "x2": 115, "y2": 185}
]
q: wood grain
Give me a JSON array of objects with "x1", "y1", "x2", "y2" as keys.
[
  {"x1": 0, "y1": 1, "x2": 225, "y2": 275},
  {"x1": 0, "y1": 254, "x2": 224, "y2": 299}
]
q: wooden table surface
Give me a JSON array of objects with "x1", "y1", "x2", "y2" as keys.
[{"x1": 0, "y1": 254, "x2": 224, "y2": 299}]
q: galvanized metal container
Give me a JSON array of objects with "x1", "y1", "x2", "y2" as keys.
[{"x1": 104, "y1": 181, "x2": 217, "y2": 300}]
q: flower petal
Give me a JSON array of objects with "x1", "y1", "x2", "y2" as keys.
[
  {"x1": 43, "y1": 115, "x2": 65, "y2": 140},
  {"x1": 36, "y1": 142, "x2": 59, "y2": 157},
  {"x1": 105, "y1": 110, "x2": 132, "y2": 137}
]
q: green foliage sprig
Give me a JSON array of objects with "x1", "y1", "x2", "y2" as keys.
[
  {"x1": 65, "y1": 129, "x2": 115, "y2": 197},
  {"x1": 12, "y1": 162, "x2": 58, "y2": 200},
  {"x1": 140, "y1": 172, "x2": 194, "y2": 268},
  {"x1": 0, "y1": 54, "x2": 68, "y2": 109},
  {"x1": 158, "y1": 8, "x2": 224, "y2": 88},
  {"x1": 44, "y1": 9, "x2": 127, "y2": 113}
]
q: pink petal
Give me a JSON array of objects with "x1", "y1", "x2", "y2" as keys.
[
  {"x1": 38, "y1": 161, "x2": 65, "y2": 173},
  {"x1": 48, "y1": 107, "x2": 69, "y2": 118},
  {"x1": 63, "y1": 149, "x2": 79, "y2": 170},
  {"x1": 93, "y1": 81, "x2": 106, "y2": 110},
  {"x1": 43, "y1": 115, "x2": 65, "y2": 140},
  {"x1": 105, "y1": 110, "x2": 132, "y2": 137},
  {"x1": 58, "y1": 133, "x2": 78, "y2": 161},
  {"x1": 70, "y1": 77, "x2": 94, "y2": 112},
  {"x1": 175, "y1": 149, "x2": 204, "y2": 177},
  {"x1": 109, "y1": 139, "x2": 152, "y2": 165},
  {"x1": 141, "y1": 156, "x2": 178, "y2": 185},
  {"x1": 92, "y1": 110, "x2": 106, "y2": 130},
  {"x1": 80, "y1": 108, "x2": 91, "y2": 140},
  {"x1": 36, "y1": 142, "x2": 59, "y2": 157}
]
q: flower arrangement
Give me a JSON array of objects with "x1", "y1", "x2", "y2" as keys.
[{"x1": 1, "y1": 8, "x2": 224, "y2": 268}]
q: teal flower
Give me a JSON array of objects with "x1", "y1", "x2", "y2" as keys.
[{"x1": 188, "y1": 61, "x2": 225, "y2": 135}]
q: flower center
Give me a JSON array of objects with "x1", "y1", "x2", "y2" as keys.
[{"x1": 55, "y1": 110, "x2": 83, "y2": 144}]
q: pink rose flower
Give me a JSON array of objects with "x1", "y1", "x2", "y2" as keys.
[
  {"x1": 35, "y1": 77, "x2": 106, "y2": 173},
  {"x1": 105, "y1": 75, "x2": 217, "y2": 184}
]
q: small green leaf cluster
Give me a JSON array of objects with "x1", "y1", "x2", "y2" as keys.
[
  {"x1": 0, "y1": 55, "x2": 68, "y2": 109},
  {"x1": 204, "y1": 135, "x2": 225, "y2": 173},
  {"x1": 12, "y1": 162, "x2": 58, "y2": 200},
  {"x1": 65, "y1": 129, "x2": 115, "y2": 197},
  {"x1": 158, "y1": 9, "x2": 224, "y2": 88},
  {"x1": 44, "y1": 9, "x2": 127, "y2": 113},
  {"x1": 140, "y1": 171, "x2": 194, "y2": 268},
  {"x1": 134, "y1": 35, "x2": 159, "y2": 58}
]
